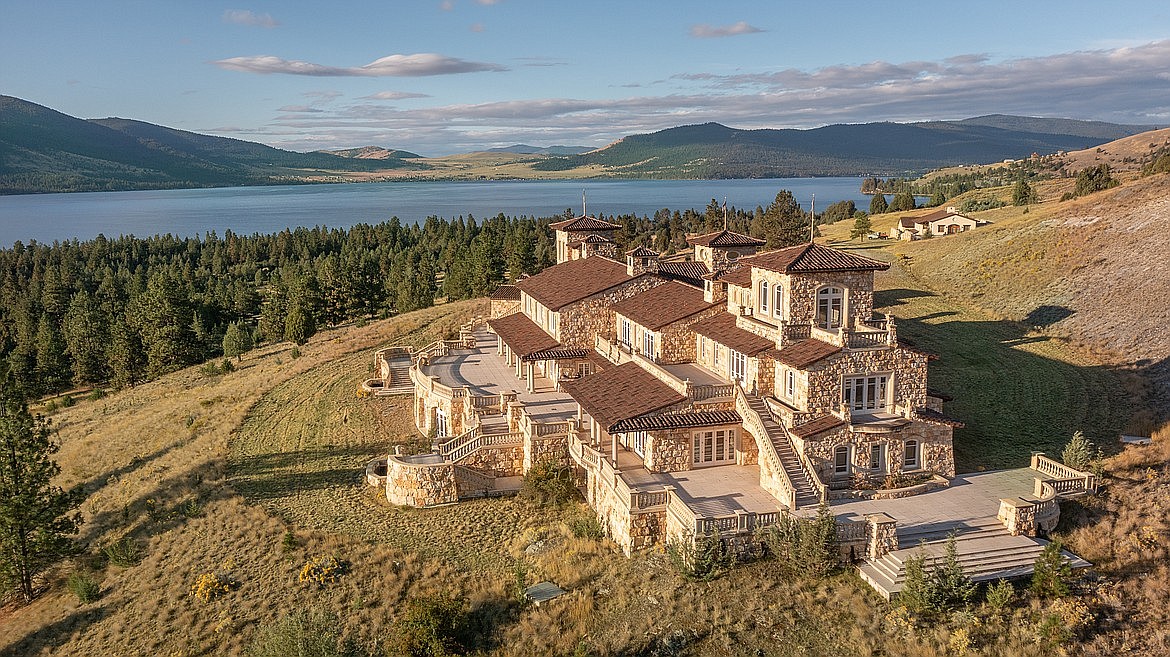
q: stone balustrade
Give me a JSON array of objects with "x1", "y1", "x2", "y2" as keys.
[
  {"x1": 1031, "y1": 453, "x2": 1097, "y2": 493},
  {"x1": 735, "y1": 385, "x2": 797, "y2": 509}
]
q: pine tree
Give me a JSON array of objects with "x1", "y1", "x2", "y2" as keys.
[
  {"x1": 1031, "y1": 539, "x2": 1072, "y2": 598},
  {"x1": 108, "y1": 317, "x2": 145, "y2": 389},
  {"x1": 869, "y1": 193, "x2": 888, "y2": 215},
  {"x1": 284, "y1": 305, "x2": 314, "y2": 345},
  {"x1": 850, "y1": 214, "x2": 873, "y2": 240},
  {"x1": 0, "y1": 383, "x2": 82, "y2": 602},
  {"x1": 222, "y1": 322, "x2": 253, "y2": 361},
  {"x1": 34, "y1": 315, "x2": 70, "y2": 393},
  {"x1": 889, "y1": 189, "x2": 917, "y2": 212},
  {"x1": 1012, "y1": 179, "x2": 1038, "y2": 206},
  {"x1": 62, "y1": 292, "x2": 110, "y2": 386}
]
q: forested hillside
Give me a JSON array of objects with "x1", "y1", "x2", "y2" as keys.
[{"x1": 0, "y1": 191, "x2": 825, "y2": 399}]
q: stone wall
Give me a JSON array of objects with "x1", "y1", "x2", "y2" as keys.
[
  {"x1": 786, "y1": 271, "x2": 875, "y2": 329},
  {"x1": 737, "y1": 427, "x2": 759, "y2": 466},
  {"x1": 629, "y1": 510, "x2": 666, "y2": 551},
  {"x1": 490, "y1": 299, "x2": 520, "y2": 319},
  {"x1": 413, "y1": 382, "x2": 468, "y2": 438},
  {"x1": 799, "y1": 419, "x2": 955, "y2": 483},
  {"x1": 558, "y1": 275, "x2": 665, "y2": 349},
  {"x1": 646, "y1": 430, "x2": 692, "y2": 473},
  {"x1": 459, "y1": 444, "x2": 525, "y2": 477},
  {"x1": 800, "y1": 345, "x2": 930, "y2": 417},
  {"x1": 524, "y1": 434, "x2": 569, "y2": 472},
  {"x1": 386, "y1": 457, "x2": 459, "y2": 507},
  {"x1": 655, "y1": 305, "x2": 724, "y2": 364}
]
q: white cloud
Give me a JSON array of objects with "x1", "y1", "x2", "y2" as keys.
[
  {"x1": 239, "y1": 40, "x2": 1170, "y2": 154},
  {"x1": 689, "y1": 21, "x2": 764, "y2": 39},
  {"x1": 362, "y1": 91, "x2": 431, "y2": 100},
  {"x1": 470, "y1": 22, "x2": 485, "y2": 32},
  {"x1": 277, "y1": 105, "x2": 324, "y2": 113},
  {"x1": 222, "y1": 10, "x2": 279, "y2": 28},
  {"x1": 213, "y1": 53, "x2": 508, "y2": 76},
  {"x1": 475, "y1": 0, "x2": 500, "y2": 4},
  {"x1": 440, "y1": 0, "x2": 455, "y2": 10}
]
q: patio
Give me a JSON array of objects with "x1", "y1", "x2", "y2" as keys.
[{"x1": 609, "y1": 446, "x2": 785, "y2": 517}]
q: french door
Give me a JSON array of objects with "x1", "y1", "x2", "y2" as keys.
[
  {"x1": 728, "y1": 350, "x2": 746, "y2": 387},
  {"x1": 692, "y1": 429, "x2": 736, "y2": 466},
  {"x1": 844, "y1": 374, "x2": 889, "y2": 412}
]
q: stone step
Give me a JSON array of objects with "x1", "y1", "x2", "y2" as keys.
[{"x1": 897, "y1": 518, "x2": 1007, "y2": 544}]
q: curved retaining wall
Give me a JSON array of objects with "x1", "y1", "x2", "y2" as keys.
[{"x1": 385, "y1": 455, "x2": 459, "y2": 507}]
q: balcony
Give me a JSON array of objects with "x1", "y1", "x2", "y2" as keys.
[{"x1": 803, "y1": 316, "x2": 896, "y2": 351}]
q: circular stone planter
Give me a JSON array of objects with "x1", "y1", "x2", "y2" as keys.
[
  {"x1": 828, "y1": 474, "x2": 949, "y2": 500},
  {"x1": 364, "y1": 457, "x2": 388, "y2": 487}
]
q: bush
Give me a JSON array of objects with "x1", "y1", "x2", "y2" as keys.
[
  {"x1": 190, "y1": 571, "x2": 239, "y2": 602},
  {"x1": 87, "y1": 388, "x2": 106, "y2": 401},
  {"x1": 290, "y1": 346, "x2": 302, "y2": 359},
  {"x1": 299, "y1": 555, "x2": 349, "y2": 588},
  {"x1": 666, "y1": 530, "x2": 735, "y2": 582},
  {"x1": 281, "y1": 531, "x2": 298, "y2": 552},
  {"x1": 1061, "y1": 430, "x2": 1099, "y2": 471},
  {"x1": 958, "y1": 197, "x2": 1006, "y2": 213},
  {"x1": 899, "y1": 534, "x2": 975, "y2": 615},
  {"x1": 220, "y1": 359, "x2": 235, "y2": 374},
  {"x1": 566, "y1": 509, "x2": 603, "y2": 539},
  {"x1": 519, "y1": 461, "x2": 579, "y2": 507},
  {"x1": 247, "y1": 608, "x2": 362, "y2": 657},
  {"x1": 103, "y1": 536, "x2": 143, "y2": 567},
  {"x1": 984, "y1": 579, "x2": 1015, "y2": 611},
  {"x1": 1031, "y1": 540, "x2": 1072, "y2": 599},
  {"x1": 67, "y1": 572, "x2": 101, "y2": 603},
  {"x1": 389, "y1": 595, "x2": 465, "y2": 657},
  {"x1": 1073, "y1": 164, "x2": 1119, "y2": 196},
  {"x1": 761, "y1": 503, "x2": 839, "y2": 579}
]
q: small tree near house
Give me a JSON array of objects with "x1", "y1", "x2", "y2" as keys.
[
  {"x1": 849, "y1": 214, "x2": 873, "y2": 240},
  {"x1": 0, "y1": 383, "x2": 83, "y2": 603}
]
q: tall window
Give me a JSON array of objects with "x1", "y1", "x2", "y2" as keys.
[
  {"x1": 904, "y1": 440, "x2": 919, "y2": 469},
  {"x1": 760, "y1": 280, "x2": 769, "y2": 314},
  {"x1": 693, "y1": 429, "x2": 736, "y2": 466},
  {"x1": 714, "y1": 345, "x2": 721, "y2": 366},
  {"x1": 816, "y1": 286, "x2": 845, "y2": 329},
  {"x1": 642, "y1": 331, "x2": 656, "y2": 359},
  {"x1": 870, "y1": 443, "x2": 885, "y2": 472},
  {"x1": 729, "y1": 350, "x2": 746, "y2": 385},
  {"x1": 833, "y1": 445, "x2": 851, "y2": 476},
  {"x1": 434, "y1": 407, "x2": 449, "y2": 438},
  {"x1": 785, "y1": 369, "x2": 796, "y2": 399},
  {"x1": 628, "y1": 431, "x2": 647, "y2": 457},
  {"x1": 773, "y1": 284, "x2": 784, "y2": 319},
  {"x1": 620, "y1": 318, "x2": 632, "y2": 347},
  {"x1": 844, "y1": 374, "x2": 889, "y2": 412}
]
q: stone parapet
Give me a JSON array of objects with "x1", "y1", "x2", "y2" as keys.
[{"x1": 385, "y1": 455, "x2": 459, "y2": 508}]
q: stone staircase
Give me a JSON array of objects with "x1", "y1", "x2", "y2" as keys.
[
  {"x1": 745, "y1": 395, "x2": 821, "y2": 508},
  {"x1": 858, "y1": 517, "x2": 1091, "y2": 600},
  {"x1": 378, "y1": 363, "x2": 414, "y2": 396}
]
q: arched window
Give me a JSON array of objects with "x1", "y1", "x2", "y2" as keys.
[
  {"x1": 760, "y1": 280, "x2": 769, "y2": 314},
  {"x1": 833, "y1": 445, "x2": 851, "y2": 476},
  {"x1": 816, "y1": 286, "x2": 844, "y2": 329}
]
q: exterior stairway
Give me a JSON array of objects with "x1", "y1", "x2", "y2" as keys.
[
  {"x1": 745, "y1": 395, "x2": 821, "y2": 509},
  {"x1": 858, "y1": 517, "x2": 1092, "y2": 600},
  {"x1": 378, "y1": 363, "x2": 414, "y2": 396}
]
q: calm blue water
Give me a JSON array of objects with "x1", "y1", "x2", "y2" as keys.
[{"x1": 0, "y1": 178, "x2": 869, "y2": 246}]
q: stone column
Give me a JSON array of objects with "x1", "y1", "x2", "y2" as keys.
[
  {"x1": 507, "y1": 401, "x2": 526, "y2": 433},
  {"x1": 526, "y1": 362, "x2": 535, "y2": 392},
  {"x1": 865, "y1": 512, "x2": 898, "y2": 560}
]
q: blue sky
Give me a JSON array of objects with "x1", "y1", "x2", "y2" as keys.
[{"x1": 3, "y1": 1, "x2": 1169, "y2": 155}]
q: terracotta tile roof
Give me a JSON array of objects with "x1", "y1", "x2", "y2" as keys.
[
  {"x1": 912, "y1": 208, "x2": 970, "y2": 224},
  {"x1": 610, "y1": 410, "x2": 742, "y2": 433},
  {"x1": 489, "y1": 284, "x2": 521, "y2": 301},
  {"x1": 658, "y1": 260, "x2": 710, "y2": 286},
  {"x1": 487, "y1": 313, "x2": 558, "y2": 357},
  {"x1": 912, "y1": 407, "x2": 964, "y2": 428},
  {"x1": 611, "y1": 281, "x2": 718, "y2": 331},
  {"x1": 770, "y1": 339, "x2": 841, "y2": 369},
  {"x1": 743, "y1": 243, "x2": 889, "y2": 274},
  {"x1": 687, "y1": 230, "x2": 766, "y2": 247},
  {"x1": 626, "y1": 245, "x2": 660, "y2": 257},
  {"x1": 791, "y1": 415, "x2": 847, "y2": 439},
  {"x1": 690, "y1": 312, "x2": 774, "y2": 356},
  {"x1": 548, "y1": 215, "x2": 622, "y2": 231},
  {"x1": 515, "y1": 256, "x2": 633, "y2": 311},
  {"x1": 560, "y1": 362, "x2": 686, "y2": 431},
  {"x1": 523, "y1": 347, "x2": 590, "y2": 362},
  {"x1": 716, "y1": 265, "x2": 753, "y2": 287}
]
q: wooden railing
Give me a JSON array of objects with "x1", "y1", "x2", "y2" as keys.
[{"x1": 734, "y1": 385, "x2": 797, "y2": 509}]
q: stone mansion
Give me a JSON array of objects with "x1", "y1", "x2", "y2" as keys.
[{"x1": 371, "y1": 209, "x2": 1093, "y2": 594}]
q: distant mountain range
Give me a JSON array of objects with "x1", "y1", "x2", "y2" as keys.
[
  {"x1": 483, "y1": 144, "x2": 593, "y2": 155},
  {"x1": 0, "y1": 95, "x2": 1160, "y2": 194},
  {"x1": 0, "y1": 96, "x2": 423, "y2": 194},
  {"x1": 533, "y1": 116, "x2": 1160, "y2": 178}
]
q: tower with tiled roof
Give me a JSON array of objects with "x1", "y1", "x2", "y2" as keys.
[
  {"x1": 686, "y1": 229, "x2": 766, "y2": 275},
  {"x1": 549, "y1": 212, "x2": 622, "y2": 263}
]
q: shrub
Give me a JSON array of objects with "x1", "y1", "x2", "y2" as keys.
[
  {"x1": 281, "y1": 531, "x2": 298, "y2": 552},
  {"x1": 191, "y1": 571, "x2": 238, "y2": 602},
  {"x1": 958, "y1": 197, "x2": 1006, "y2": 213},
  {"x1": 761, "y1": 503, "x2": 839, "y2": 579},
  {"x1": 246, "y1": 608, "x2": 361, "y2": 657},
  {"x1": 899, "y1": 534, "x2": 975, "y2": 615},
  {"x1": 1073, "y1": 164, "x2": 1119, "y2": 196},
  {"x1": 519, "y1": 460, "x2": 579, "y2": 507},
  {"x1": 566, "y1": 509, "x2": 603, "y2": 539},
  {"x1": 60, "y1": 394, "x2": 75, "y2": 408},
  {"x1": 984, "y1": 579, "x2": 1015, "y2": 611},
  {"x1": 388, "y1": 595, "x2": 465, "y2": 657},
  {"x1": 179, "y1": 498, "x2": 202, "y2": 519},
  {"x1": 67, "y1": 572, "x2": 101, "y2": 603},
  {"x1": 87, "y1": 388, "x2": 106, "y2": 401},
  {"x1": 1031, "y1": 540, "x2": 1072, "y2": 599},
  {"x1": 1061, "y1": 430, "x2": 1098, "y2": 470},
  {"x1": 290, "y1": 346, "x2": 302, "y2": 359},
  {"x1": 299, "y1": 555, "x2": 349, "y2": 588},
  {"x1": 666, "y1": 530, "x2": 735, "y2": 582},
  {"x1": 220, "y1": 359, "x2": 235, "y2": 374},
  {"x1": 103, "y1": 536, "x2": 143, "y2": 567}
]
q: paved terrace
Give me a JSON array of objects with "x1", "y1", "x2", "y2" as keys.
[
  {"x1": 610, "y1": 447, "x2": 785, "y2": 517},
  {"x1": 821, "y1": 468, "x2": 1038, "y2": 535},
  {"x1": 423, "y1": 330, "x2": 578, "y2": 423},
  {"x1": 659, "y1": 361, "x2": 725, "y2": 387}
]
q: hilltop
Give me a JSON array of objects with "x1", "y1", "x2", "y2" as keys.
[{"x1": 2, "y1": 95, "x2": 1160, "y2": 194}]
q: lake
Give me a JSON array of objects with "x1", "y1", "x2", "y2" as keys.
[{"x1": 0, "y1": 178, "x2": 871, "y2": 246}]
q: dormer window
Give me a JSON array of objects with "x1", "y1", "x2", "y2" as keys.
[
  {"x1": 816, "y1": 286, "x2": 844, "y2": 329},
  {"x1": 760, "y1": 281, "x2": 769, "y2": 314}
]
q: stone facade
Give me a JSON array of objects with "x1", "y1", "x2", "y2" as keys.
[
  {"x1": 786, "y1": 271, "x2": 876, "y2": 330},
  {"x1": 799, "y1": 419, "x2": 956, "y2": 484},
  {"x1": 557, "y1": 276, "x2": 665, "y2": 349},
  {"x1": 799, "y1": 346, "x2": 930, "y2": 417},
  {"x1": 645, "y1": 430, "x2": 693, "y2": 473},
  {"x1": 490, "y1": 299, "x2": 520, "y2": 319},
  {"x1": 525, "y1": 434, "x2": 569, "y2": 472},
  {"x1": 386, "y1": 457, "x2": 459, "y2": 507},
  {"x1": 459, "y1": 444, "x2": 524, "y2": 477}
]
